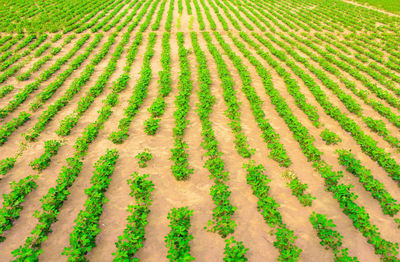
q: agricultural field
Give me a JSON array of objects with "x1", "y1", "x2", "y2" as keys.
[
  {"x1": 349, "y1": 0, "x2": 400, "y2": 15},
  {"x1": 0, "y1": 0, "x2": 400, "y2": 261}
]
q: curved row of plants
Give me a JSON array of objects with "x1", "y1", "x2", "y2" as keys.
[
  {"x1": 109, "y1": 32, "x2": 156, "y2": 143},
  {"x1": 113, "y1": 172, "x2": 154, "y2": 261},
  {"x1": 24, "y1": 33, "x2": 117, "y2": 141},
  {"x1": 248, "y1": 32, "x2": 400, "y2": 186},
  {"x1": 228, "y1": 32, "x2": 399, "y2": 261},
  {"x1": 63, "y1": 149, "x2": 119, "y2": 260},
  {"x1": 144, "y1": 32, "x2": 171, "y2": 135},
  {"x1": 0, "y1": 34, "x2": 90, "y2": 120},
  {"x1": 202, "y1": 32, "x2": 254, "y2": 159}
]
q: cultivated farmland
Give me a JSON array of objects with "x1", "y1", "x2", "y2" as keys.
[{"x1": 0, "y1": 0, "x2": 399, "y2": 261}]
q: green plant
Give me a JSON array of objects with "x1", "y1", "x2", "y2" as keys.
[
  {"x1": 29, "y1": 140, "x2": 62, "y2": 171},
  {"x1": 0, "y1": 85, "x2": 13, "y2": 98},
  {"x1": 223, "y1": 237, "x2": 248, "y2": 262},
  {"x1": 165, "y1": 207, "x2": 195, "y2": 261},
  {"x1": 0, "y1": 156, "x2": 17, "y2": 176},
  {"x1": 113, "y1": 173, "x2": 155, "y2": 261},
  {"x1": 282, "y1": 170, "x2": 315, "y2": 207},
  {"x1": 0, "y1": 175, "x2": 38, "y2": 242},
  {"x1": 144, "y1": 117, "x2": 160, "y2": 135},
  {"x1": 320, "y1": 128, "x2": 342, "y2": 145},
  {"x1": 136, "y1": 150, "x2": 153, "y2": 168},
  {"x1": 310, "y1": 212, "x2": 359, "y2": 261}
]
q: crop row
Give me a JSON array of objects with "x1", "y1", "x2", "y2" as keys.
[
  {"x1": 191, "y1": 32, "x2": 237, "y2": 238},
  {"x1": 144, "y1": 32, "x2": 171, "y2": 135},
  {"x1": 0, "y1": 34, "x2": 90, "y2": 120},
  {"x1": 211, "y1": 32, "x2": 293, "y2": 167},
  {"x1": 202, "y1": 33, "x2": 254, "y2": 158},
  {"x1": 109, "y1": 33, "x2": 156, "y2": 143},
  {"x1": 24, "y1": 33, "x2": 117, "y2": 141},
  {"x1": 229, "y1": 32, "x2": 399, "y2": 260},
  {"x1": 165, "y1": 207, "x2": 195, "y2": 261},
  {"x1": 309, "y1": 212, "x2": 359, "y2": 262},
  {"x1": 170, "y1": 32, "x2": 194, "y2": 181},
  {"x1": 0, "y1": 175, "x2": 38, "y2": 242},
  {"x1": 63, "y1": 149, "x2": 119, "y2": 260},
  {"x1": 113, "y1": 172, "x2": 155, "y2": 261}
]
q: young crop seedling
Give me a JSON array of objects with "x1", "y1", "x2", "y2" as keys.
[
  {"x1": 144, "y1": 117, "x2": 161, "y2": 135},
  {"x1": 282, "y1": 170, "x2": 316, "y2": 207},
  {"x1": 136, "y1": 149, "x2": 153, "y2": 168},
  {"x1": 320, "y1": 128, "x2": 342, "y2": 145}
]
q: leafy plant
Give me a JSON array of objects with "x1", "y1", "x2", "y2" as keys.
[
  {"x1": 165, "y1": 207, "x2": 195, "y2": 261},
  {"x1": 0, "y1": 85, "x2": 13, "y2": 98},
  {"x1": 310, "y1": 212, "x2": 359, "y2": 261},
  {"x1": 144, "y1": 117, "x2": 160, "y2": 135},
  {"x1": 135, "y1": 150, "x2": 153, "y2": 168},
  {"x1": 223, "y1": 237, "x2": 248, "y2": 262},
  {"x1": 63, "y1": 149, "x2": 119, "y2": 260},
  {"x1": 0, "y1": 175, "x2": 38, "y2": 242},
  {"x1": 29, "y1": 140, "x2": 62, "y2": 171},
  {"x1": 320, "y1": 128, "x2": 342, "y2": 145},
  {"x1": 113, "y1": 173, "x2": 155, "y2": 261},
  {"x1": 282, "y1": 170, "x2": 315, "y2": 207}
]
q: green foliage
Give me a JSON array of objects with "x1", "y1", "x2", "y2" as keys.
[
  {"x1": 25, "y1": 34, "x2": 117, "y2": 142},
  {"x1": 337, "y1": 149, "x2": 400, "y2": 216},
  {"x1": 310, "y1": 212, "x2": 359, "y2": 261},
  {"x1": 0, "y1": 175, "x2": 38, "y2": 242},
  {"x1": 0, "y1": 35, "x2": 89, "y2": 120},
  {"x1": 202, "y1": 32, "x2": 255, "y2": 159},
  {"x1": 109, "y1": 33, "x2": 156, "y2": 143},
  {"x1": 169, "y1": 32, "x2": 194, "y2": 180},
  {"x1": 165, "y1": 207, "x2": 195, "y2": 261},
  {"x1": 223, "y1": 237, "x2": 248, "y2": 262},
  {"x1": 351, "y1": 0, "x2": 400, "y2": 14},
  {"x1": 229, "y1": 30, "x2": 399, "y2": 260},
  {"x1": 0, "y1": 157, "x2": 17, "y2": 177},
  {"x1": 0, "y1": 111, "x2": 30, "y2": 145},
  {"x1": 192, "y1": 32, "x2": 237, "y2": 238},
  {"x1": 113, "y1": 173, "x2": 154, "y2": 261},
  {"x1": 29, "y1": 140, "x2": 61, "y2": 171},
  {"x1": 63, "y1": 149, "x2": 119, "y2": 260},
  {"x1": 0, "y1": 85, "x2": 13, "y2": 98},
  {"x1": 135, "y1": 150, "x2": 153, "y2": 168},
  {"x1": 320, "y1": 129, "x2": 342, "y2": 145},
  {"x1": 244, "y1": 161, "x2": 302, "y2": 261},
  {"x1": 283, "y1": 171, "x2": 315, "y2": 207},
  {"x1": 144, "y1": 117, "x2": 161, "y2": 135}
]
